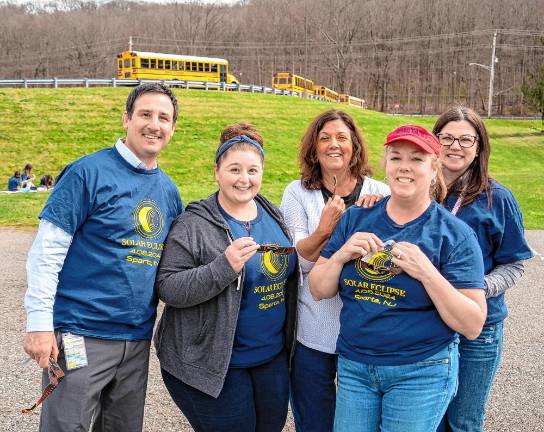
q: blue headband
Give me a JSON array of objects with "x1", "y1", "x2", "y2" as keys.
[{"x1": 215, "y1": 135, "x2": 265, "y2": 163}]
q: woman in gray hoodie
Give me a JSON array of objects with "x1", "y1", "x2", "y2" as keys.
[{"x1": 154, "y1": 122, "x2": 299, "y2": 432}]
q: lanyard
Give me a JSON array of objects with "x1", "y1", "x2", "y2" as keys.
[{"x1": 451, "y1": 193, "x2": 464, "y2": 216}]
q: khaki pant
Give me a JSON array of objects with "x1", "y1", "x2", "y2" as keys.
[{"x1": 39, "y1": 333, "x2": 150, "y2": 432}]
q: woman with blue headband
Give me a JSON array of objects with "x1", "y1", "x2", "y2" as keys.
[{"x1": 154, "y1": 122, "x2": 299, "y2": 432}]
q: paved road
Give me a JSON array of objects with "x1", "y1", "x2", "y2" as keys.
[{"x1": 1, "y1": 229, "x2": 542, "y2": 431}]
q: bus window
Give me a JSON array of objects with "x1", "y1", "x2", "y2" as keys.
[
  {"x1": 132, "y1": 59, "x2": 135, "y2": 67},
  {"x1": 165, "y1": 60, "x2": 171, "y2": 70},
  {"x1": 150, "y1": 59, "x2": 156, "y2": 69},
  {"x1": 172, "y1": 61, "x2": 177, "y2": 71},
  {"x1": 198, "y1": 63, "x2": 204, "y2": 72},
  {"x1": 211, "y1": 64, "x2": 217, "y2": 73},
  {"x1": 141, "y1": 58, "x2": 149, "y2": 69},
  {"x1": 118, "y1": 60, "x2": 122, "y2": 69},
  {"x1": 124, "y1": 59, "x2": 130, "y2": 67},
  {"x1": 158, "y1": 59, "x2": 164, "y2": 69},
  {"x1": 180, "y1": 62, "x2": 185, "y2": 71},
  {"x1": 204, "y1": 63, "x2": 210, "y2": 72}
]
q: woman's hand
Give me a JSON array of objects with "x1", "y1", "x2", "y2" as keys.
[
  {"x1": 225, "y1": 237, "x2": 260, "y2": 273},
  {"x1": 316, "y1": 195, "x2": 345, "y2": 236},
  {"x1": 355, "y1": 194, "x2": 384, "y2": 208},
  {"x1": 332, "y1": 232, "x2": 384, "y2": 265},
  {"x1": 390, "y1": 241, "x2": 438, "y2": 282}
]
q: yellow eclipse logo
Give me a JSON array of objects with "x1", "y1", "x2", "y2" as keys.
[
  {"x1": 355, "y1": 250, "x2": 399, "y2": 282},
  {"x1": 259, "y1": 247, "x2": 289, "y2": 281},
  {"x1": 132, "y1": 199, "x2": 164, "y2": 239}
]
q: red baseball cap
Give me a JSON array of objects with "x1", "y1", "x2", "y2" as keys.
[{"x1": 384, "y1": 125, "x2": 441, "y2": 155}]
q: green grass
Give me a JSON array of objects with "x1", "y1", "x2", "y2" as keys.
[{"x1": 1, "y1": 88, "x2": 542, "y2": 228}]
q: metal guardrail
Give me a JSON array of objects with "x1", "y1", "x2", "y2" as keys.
[
  {"x1": 389, "y1": 112, "x2": 542, "y2": 120},
  {"x1": 0, "y1": 77, "x2": 327, "y2": 101}
]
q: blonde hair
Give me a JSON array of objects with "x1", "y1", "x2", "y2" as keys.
[{"x1": 383, "y1": 147, "x2": 446, "y2": 201}]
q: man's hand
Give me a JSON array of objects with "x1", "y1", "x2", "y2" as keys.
[{"x1": 24, "y1": 331, "x2": 58, "y2": 368}]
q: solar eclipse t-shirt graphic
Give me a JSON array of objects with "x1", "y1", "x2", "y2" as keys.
[{"x1": 132, "y1": 199, "x2": 164, "y2": 239}]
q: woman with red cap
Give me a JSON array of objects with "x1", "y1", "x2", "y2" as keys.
[{"x1": 309, "y1": 125, "x2": 487, "y2": 431}]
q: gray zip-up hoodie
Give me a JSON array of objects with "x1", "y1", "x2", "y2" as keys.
[{"x1": 154, "y1": 192, "x2": 299, "y2": 398}]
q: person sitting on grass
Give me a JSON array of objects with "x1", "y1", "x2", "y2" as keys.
[
  {"x1": 21, "y1": 163, "x2": 36, "y2": 189},
  {"x1": 7, "y1": 171, "x2": 22, "y2": 191},
  {"x1": 39, "y1": 174, "x2": 54, "y2": 190}
]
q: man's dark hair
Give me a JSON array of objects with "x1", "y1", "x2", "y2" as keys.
[{"x1": 125, "y1": 83, "x2": 179, "y2": 124}]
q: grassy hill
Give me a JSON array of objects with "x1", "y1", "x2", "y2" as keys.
[{"x1": 0, "y1": 88, "x2": 542, "y2": 228}]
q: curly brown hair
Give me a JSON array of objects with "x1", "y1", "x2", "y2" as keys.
[
  {"x1": 216, "y1": 122, "x2": 264, "y2": 166},
  {"x1": 299, "y1": 109, "x2": 371, "y2": 189}
]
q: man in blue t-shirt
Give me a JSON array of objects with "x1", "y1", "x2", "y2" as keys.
[{"x1": 23, "y1": 83, "x2": 184, "y2": 432}]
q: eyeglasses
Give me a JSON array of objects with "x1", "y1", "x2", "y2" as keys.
[
  {"x1": 257, "y1": 244, "x2": 296, "y2": 255},
  {"x1": 436, "y1": 133, "x2": 478, "y2": 148},
  {"x1": 22, "y1": 358, "x2": 65, "y2": 414}
]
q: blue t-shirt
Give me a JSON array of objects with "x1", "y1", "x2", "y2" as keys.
[
  {"x1": 40, "y1": 146, "x2": 183, "y2": 340},
  {"x1": 321, "y1": 197, "x2": 484, "y2": 365},
  {"x1": 8, "y1": 176, "x2": 20, "y2": 191},
  {"x1": 444, "y1": 181, "x2": 533, "y2": 324},
  {"x1": 219, "y1": 200, "x2": 296, "y2": 367}
]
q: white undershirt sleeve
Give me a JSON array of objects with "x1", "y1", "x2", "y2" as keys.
[{"x1": 25, "y1": 219, "x2": 73, "y2": 332}]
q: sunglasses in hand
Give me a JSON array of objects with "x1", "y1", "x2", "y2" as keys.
[
  {"x1": 257, "y1": 244, "x2": 296, "y2": 255},
  {"x1": 359, "y1": 240, "x2": 402, "y2": 275},
  {"x1": 22, "y1": 357, "x2": 65, "y2": 414},
  {"x1": 360, "y1": 261, "x2": 403, "y2": 275}
]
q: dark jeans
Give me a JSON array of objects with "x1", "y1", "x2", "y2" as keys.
[
  {"x1": 161, "y1": 350, "x2": 289, "y2": 432},
  {"x1": 290, "y1": 342, "x2": 338, "y2": 432}
]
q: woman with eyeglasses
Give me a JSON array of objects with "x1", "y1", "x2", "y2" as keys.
[
  {"x1": 280, "y1": 109, "x2": 389, "y2": 432},
  {"x1": 154, "y1": 123, "x2": 299, "y2": 432},
  {"x1": 309, "y1": 125, "x2": 487, "y2": 432},
  {"x1": 433, "y1": 106, "x2": 533, "y2": 432}
]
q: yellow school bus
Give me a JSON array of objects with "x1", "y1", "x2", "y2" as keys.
[
  {"x1": 272, "y1": 72, "x2": 314, "y2": 94},
  {"x1": 339, "y1": 94, "x2": 366, "y2": 108},
  {"x1": 116, "y1": 51, "x2": 239, "y2": 84},
  {"x1": 314, "y1": 86, "x2": 340, "y2": 103}
]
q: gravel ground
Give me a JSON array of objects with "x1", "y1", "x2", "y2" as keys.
[{"x1": 1, "y1": 228, "x2": 542, "y2": 431}]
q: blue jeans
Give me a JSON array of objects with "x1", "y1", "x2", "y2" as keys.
[
  {"x1": 290, "y1": 342, "x2": 337, "y2": 432},
  {"x1": 161, "y1": 350, "x2": 289, "y2": 432},
  {"x1": 335, "y1": 342, "x2": 459, "y2": 432},
  {"x1": 444, "y1": 322, "x2": 504, "y2": 432}
]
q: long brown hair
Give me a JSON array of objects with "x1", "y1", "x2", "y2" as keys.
[
  {"x1": 299, "y1": 109, "x2": 371, "y2": 189},
  {"x1": 432, "y1": 106, "x2": 492, "y2": 208}
]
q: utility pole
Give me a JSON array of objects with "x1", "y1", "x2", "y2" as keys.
[
  {"x1": 469, "y1": 31, "x2": 498, "y2": 118},
  {"x1": 129, "y1": 36, "x2": 133, "y2": 52},
  {"x1": 488, "y1": 31, "x2": 497, "y2": 118}
]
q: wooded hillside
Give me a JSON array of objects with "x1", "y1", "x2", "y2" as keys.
[{"x1": 1, "y1": 0, "x2": 543, "y2": 115}]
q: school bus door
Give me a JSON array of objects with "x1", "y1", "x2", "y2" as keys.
[{"x1": 220, "y1": 64, "x2": 227, "y2": 83}]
